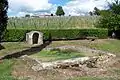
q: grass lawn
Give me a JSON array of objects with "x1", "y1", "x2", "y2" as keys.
[
  {"x1": 48, "y1": 39, "x2": 120, "y2": 56},
  {"x1": 0, "y1": 59, "x2": 16, "y2": 80},
  {"x1": 78, "y1": 39, "x2": 120, "y2": 56},
  {"x1": 0, "y1": 42, "x2": 32, "y2": 56},
  {"x1": 1, "y1": 39, "x2": 120, "y2": 57},
  {"x1": 30, "y1": 49, "x2": 85, "y2": 62}
]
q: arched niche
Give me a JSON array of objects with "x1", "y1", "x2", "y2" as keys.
[{"x1": 26, "y1": 31, "x2": 43, "y2": 45}]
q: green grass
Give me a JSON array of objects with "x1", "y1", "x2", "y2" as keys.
[
  {"x1": 0, "y1": 59, "x2": 16, "y2": 80},
  {"x1": 1, "y1": 39, "x2": 120, "y2": 58},
  {"x1": 50, "y1": 39, "x2": 120, "y2": 56},
  {"x1": 8, "y1": 16, "x2": 98, "y2": 29},
  {"x1": 80, "y1": 39, "x2": 120, "y2": 56},
  {"x1": 0, "y1": 42, "x2": 32, "y2": 56},
  {"x1": 31, "y1": 49, "x2": 85, "y2": 61}
]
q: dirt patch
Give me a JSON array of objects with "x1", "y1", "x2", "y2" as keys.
[
  {"x1": 12, "y1": 59, "x2": 68, "y2": 80},
  {"x1": 110, "y1": 59, "x2": 120, "y2": 68},
  {"x1": 12, "y1": 54, "x2": 120, "y2": 80}
]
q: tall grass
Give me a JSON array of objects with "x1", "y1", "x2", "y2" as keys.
[{"x1": 7, "y1": 16, "x2": 98, "y2": 30}]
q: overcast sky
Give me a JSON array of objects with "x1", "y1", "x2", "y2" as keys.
[{"x1": 8, "y1": 0, "x2": 114, "y2": 17}]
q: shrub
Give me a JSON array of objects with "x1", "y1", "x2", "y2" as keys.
[
  {"x1": 44, "y1": 29, "x2": 108, "y2": 40},
  {"x1": 95, "y1": 0, "x2": 120, "y2": 37},
  {"x1": 3, "y1": 29, "x2": 108, "y2": 42},
  {"x1": 3, "y1": 29, "x2": 28, "y2": 42},
  {"x1": 96, "y1": 14, "x2": 120, "y2": 30},
  {"x1": 95, "y1": 14, "x2": 120, "y2": 37}
]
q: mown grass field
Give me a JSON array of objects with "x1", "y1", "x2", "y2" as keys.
[
  {"x1": 8, "y1": 16, "x2": 98, "y2": 29},
  {"x1": 49, "y1": 39, "x2": 120, "y2": 56}
]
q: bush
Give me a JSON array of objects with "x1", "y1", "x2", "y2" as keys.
[
  {"x1": 95, "y1": 0, "x2": 120, "y2": 37},
  {"x1": 96, "y1": 14, "x2": 120, "y2": 30},
  {"x1": 43, "y1": 29, "x2": 108, "y2": 40},
  {"x1": 3, "y1": 29, "x2": 28, "y2": 42},
  {"x1": 3, "y1": 29, "x2": 108, "y2": 42},
  {"x1": 95, "y1": 14, "x2": 120, "y2": 38}
]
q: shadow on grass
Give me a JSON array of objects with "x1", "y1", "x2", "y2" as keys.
[
  {"x1": 0, "y1": 44, "x2": 5, "y2": 50},
  {"x1": 1, "y1": 41, "x2": 51, "y2": 60}
]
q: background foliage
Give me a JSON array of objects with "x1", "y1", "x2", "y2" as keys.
[
  {"x1": 55, "y1": 6, "x2": 65, "y2": 16},
  {"x1": 7, "y1": 16, "x2": 98, "y2": 29}
]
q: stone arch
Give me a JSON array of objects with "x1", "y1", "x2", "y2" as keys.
[{"x1": 26, "y1": 31, "x2": 43, "y2": 45}]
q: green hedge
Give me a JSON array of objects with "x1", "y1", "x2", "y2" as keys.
[{"x1": 3, "y1": 29, "x2": 108, "y2": 42}]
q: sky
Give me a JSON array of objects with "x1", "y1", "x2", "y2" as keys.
[{"x1": 8, "y1": 0, "x2": 113, "y2": 17}]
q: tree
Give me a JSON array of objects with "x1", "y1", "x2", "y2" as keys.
[
  {"x1": 93, "y1": 7, "x2": 100, "y2": 15},
  {"x1": 51, "y1": 13, "x2": 53, "y2": 16},
  {"x1": 25, "y1": 14, "x2": 30, "y2": 18},
  {"x1": 96, "y1": 0, "x2": 120, "y2": 30},
  {"x1": 89, "y1": 11, "x2": 93, "y2": 16},
  {"x1": 108, "y1": 0, "x2": 120, "y2": 15},
  {"x1": 99, "y1": 10, "x2": 111, "y2": 16},
  {"x1": 0, "y1": 0, "x2": 8, "y2": 42},
  {"x1": 95, "y1": 0, "x2": 120, "y2": 38},
  {"x1": 55, "y1": 6, "x2": 65, "y2": 16},
  {"x1": 90, "y1": 7, "x2": 110, "y2": 16}
]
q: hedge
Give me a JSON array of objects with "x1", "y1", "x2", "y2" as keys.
[{"x1": 3, "y1": 29, "x2": 108, "y2": 42}]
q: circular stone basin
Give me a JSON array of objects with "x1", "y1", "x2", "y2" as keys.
[{"x1": 30, "y1": 46, "x2": 110, "y2": 62}]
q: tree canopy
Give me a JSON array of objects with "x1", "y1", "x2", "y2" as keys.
[
  {"x1": 108, "y1": 0, "x2": 120, "y2": 15},
  {"x1": 25, "y1": 14, "x2": 30, "y2": 18},
  {"x1": 55, "y1": 6, "x2": 65, "y2": 16},
  {"x1": 93, "y1": 7, "x2": 100, "y2": 15},
  {"x1": 95, "y1": 0, "x2": 120, "y2": 37}
]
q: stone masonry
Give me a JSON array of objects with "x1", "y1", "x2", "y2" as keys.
[{"x1": 26, "y1": 31, "x2": 43, "y2": 45}]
